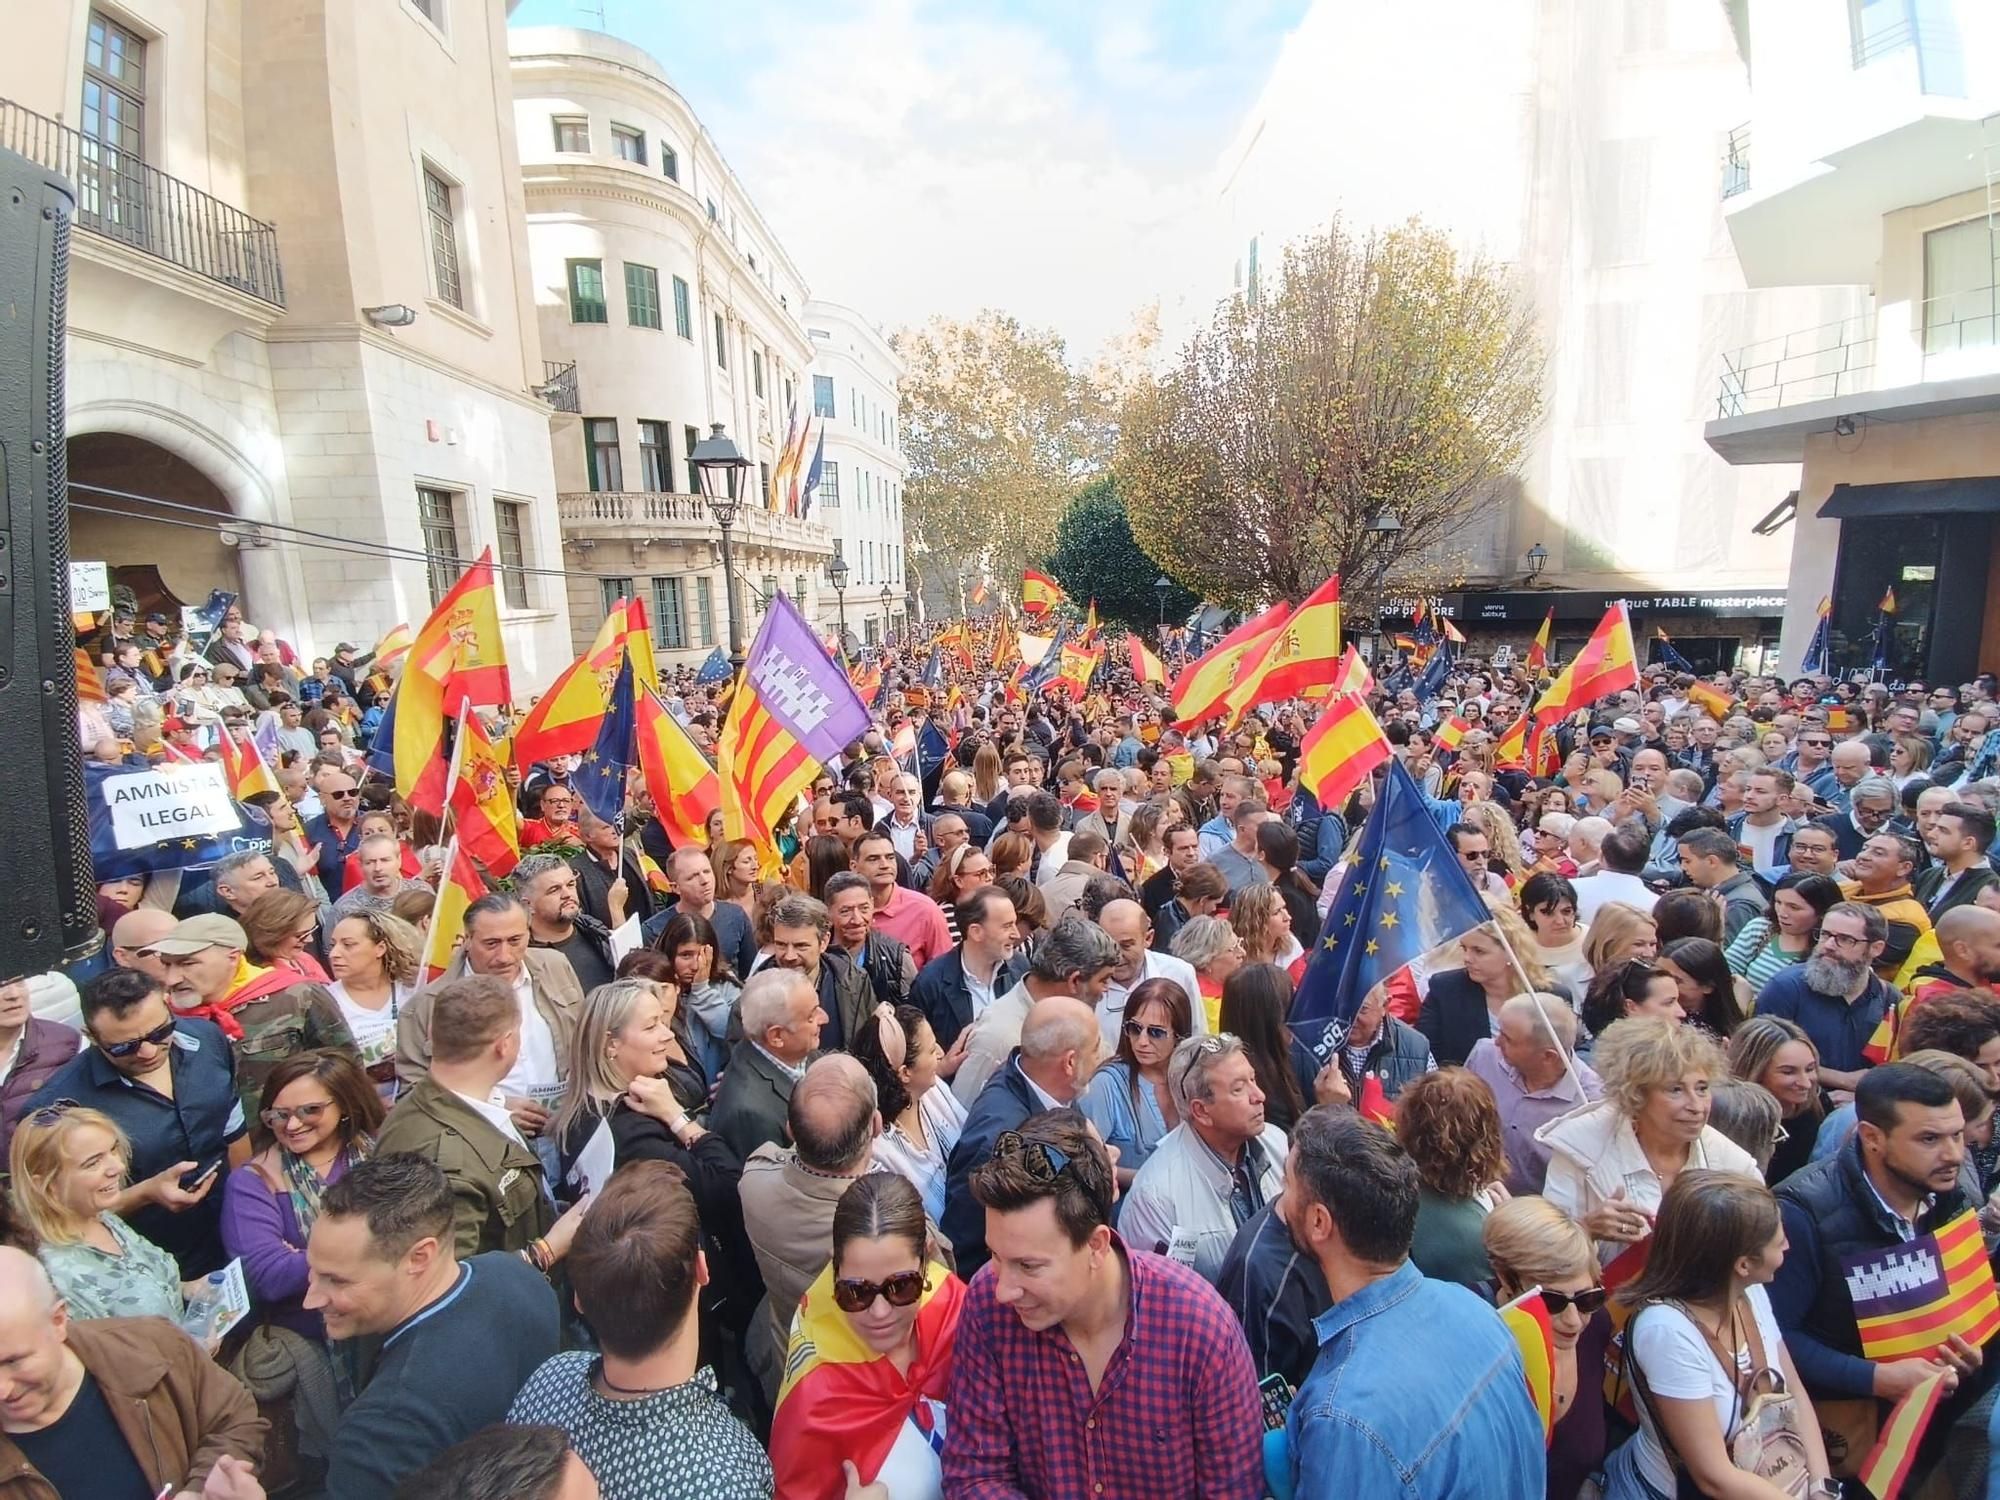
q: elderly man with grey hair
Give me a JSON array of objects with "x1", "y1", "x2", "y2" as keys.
[
  {"x1": 752, "y1": 890, "x2": 873, "y2": 1051},
  {"x1": 1816, "y1": 771, "x2": 1900, "y2": 864},
  {"x1": 1567, "y1": 814, "x2": 1613, "y2": 877},
  {"x1": 1119, "y1": 1034, "x2": 1288, "y2": 1284},
  {"x1": 708, "y1": 965, "x2": 828, "y2": 1161},
  {"x1": 952, "y1": 911, "x2": 1119, "y2": 1105},
  {"x1": 1465, "y1": 993, "x2": 1600, "y2": 1194},
  {"x1": 1074, "y1": 767, "x2": 1131, "y2": 848}
]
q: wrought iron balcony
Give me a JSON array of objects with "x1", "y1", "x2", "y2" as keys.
[
  {"x1": 0, "y1": 97, "x2": 284, "y2": 307},
  {"x1": 538, "y1": 359, "x2": 580, "y2": 413},
  {"x1": 1721, "y1": 124, "x2": 1751, "y2": 200}
]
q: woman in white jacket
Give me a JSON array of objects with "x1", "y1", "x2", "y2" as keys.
[{"x1": 1536, "y1": 1016, "x2": 1760, "y2": 1264}]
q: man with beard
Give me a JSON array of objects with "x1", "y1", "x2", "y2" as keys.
[
  {"x1": 517, "y1": 854, "x2": 617, "y2": 993},
  {"x1": 1753, "y1": 902, "x2": 1897, "y2": 1093},
  {"x1": 1772, "y1": 1064, "x2": 1991, "y2": 1468}
]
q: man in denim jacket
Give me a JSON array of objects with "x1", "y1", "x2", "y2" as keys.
[{"x1": 1281, "y1": 1107, "x2": 1545, "y2": 1498}]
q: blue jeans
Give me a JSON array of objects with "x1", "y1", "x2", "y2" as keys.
[{"x1": 1602, "y1": 1437, "x2": 1671, "y2": 1500}]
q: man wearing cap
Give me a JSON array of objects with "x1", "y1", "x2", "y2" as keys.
[
  {"x1": 137, "y1": 612, "x2": 177, "y2": 691},
  {"x1": 154, "y1": 913, "x2": 357, "y2": 1119},
  {"x1": 328, "y1": 641, "x2": 373, "y2": 699}
]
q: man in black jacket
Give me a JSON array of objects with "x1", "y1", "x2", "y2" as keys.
[
  {"x1": 1771, "y1": 1064, "x2": 1990, "y2": 1477},
  {"x1": 910, "y1": 884, "x2": 1023, "y2": 1054},
  {"x1": 825, "y1": 871, "x2": 917, "y2": 1008}
]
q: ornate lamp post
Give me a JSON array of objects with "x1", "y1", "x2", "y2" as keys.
[
  {"x1": 690, "y1": 423, "x2": 752, "y2": 674},
  {"x1": 826, "y1": 554, "x2": 850, "y2": 653},
  {"x1": 1526, "y1": 541, "x2": 1549, "y2": 580},
  {"x1": 1155, "y1": 574, "x2": 1173, "y2": 630}
]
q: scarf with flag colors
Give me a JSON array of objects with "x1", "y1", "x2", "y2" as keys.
[
  {"x1": 1499, "y1": 1289, "x2": 1557, "y2": 1443},
  {"x1": 1290, "y1": 759, "x2": 1490, "y2": 1061},
  {"x1": 717, "y1": 593, "x2": 872, "y2": 856},
  {"x1": 636, "y1": 687, "x2": 720, "y2": 848},
  {"x1": 1295, "y1": 694, "x2": 1391, "y2": 813},
  {"x1": 1533, "y1": 603, "x2": 1638, "y2": 727},
  {"x1": 1021, "y1": 569, "x2": 1063, "y2": 617},
  {"x1": 770, "y1": 1260, "x2": 962, "y2": 1500},
  {"x1": 447, "y1": 711, "x2": 519, "y2": 877}
]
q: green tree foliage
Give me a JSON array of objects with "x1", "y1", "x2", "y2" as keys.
[
  {"x1": 1119, "y1": 218, "x2": 1544, "y2": 609},
  {"x1": 893, "y1": 312, "x2": 1115, "y2": 617},
  {"x1": 1045, "y1": 477, "x2": 1198, "y2": 633}
]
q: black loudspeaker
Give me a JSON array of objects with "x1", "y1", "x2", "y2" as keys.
[{"x1": 0, "y1": 146, "x2": 95, "y2": 977}]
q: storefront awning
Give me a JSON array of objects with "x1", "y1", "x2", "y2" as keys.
[{"x1": 1819, "y1": 477, "x2": 2000, "y2": 519}]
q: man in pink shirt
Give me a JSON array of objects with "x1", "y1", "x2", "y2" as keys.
[{"x1": 855, "y1": 829, "x2": 953, "y2": 969}]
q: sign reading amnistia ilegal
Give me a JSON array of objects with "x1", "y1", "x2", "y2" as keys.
[{"x1": 103, "y1": 765, "x2": 241, "y2": 849}]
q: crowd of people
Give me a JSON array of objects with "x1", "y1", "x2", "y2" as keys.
[{"x1": 11, "y1": 597, "x2": 2000, "y2": 1498}]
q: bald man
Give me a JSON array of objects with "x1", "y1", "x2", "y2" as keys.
[
  {"x1": 1094, "y1": 898, "x2": 1204, "y2": 1051},
  {"x1": 942, "y1": 994, "x2": 1105, "y2": 1279},
  {"x1": 738, "y1": 1052, "x2": 888, "y2": 1398},
  {"x1": 0, "y1": 1246, "x2": 264, "y2": 1494},
  {"x1": 109, "y1": 907, "x2": 176, "y2": 982},
  {"x1": 1907, "y1": 905, "x2": 2000, "y2": 1003}
]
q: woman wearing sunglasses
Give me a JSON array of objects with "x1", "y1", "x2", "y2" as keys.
[
  {"x1": 1483, "y1": 1195, "x2": 1613, "y2": 1500},
  {"x1": 771, "y1": 1173, "x2": 963, "y2": 1500},
  {"x1": 1079, "y1": 976, "x2": 1190, "y2": 1186},
  {"x1": 9, "y1": 1104, "x2": 190, "y2": 1321},
  {"x1": 219, "y1": 1050, "x2": 383, "y2": 1339}
]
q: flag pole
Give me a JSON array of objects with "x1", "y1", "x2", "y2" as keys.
[
  {"x1": 436, "y1": 700, "x2": 471, "y2": 843},
  {"x1": 421, "y1": 834, "x2": 462, "y2": 976},
  {"x1": 1483, "y1": 919, "x2": 1591, "y2": 1102}
]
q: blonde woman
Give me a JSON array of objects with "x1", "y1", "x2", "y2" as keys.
[
  {"x1": 1581, "y1": 902, "x2": 1660, "y2": 973},
  {"x1": 1231, "y1": 881, "x2": 1303, "y2": 979},
  {"x1": 326, "y1": 910, "x2": 423, "y2": 1101},
  {"x1": 711, "y1": 837, "x2": 762, "y2": 926},
  {"x1": 1484, "y1": 1196, "x2": 1613, "y2": 1499},
  {"x1": 1462, "y1": 801, "x2": 1528, "y2": 888},
  {"x1": 9, "y1": 1105, "x2": 190, "y2": 1321},
  {"x1": 1537, "y1": 1017, "x2": 1759, "y2": 1264}
]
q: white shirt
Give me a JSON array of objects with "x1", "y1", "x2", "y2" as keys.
[
  {"x1": 453, "y1": 1085, "x2": 529, "y2": 1149},
  {"x1": 870, "y1": 1084, "x2": 968, "y2": 1220},
  {"x1": 328, "y1": 980, "x2": 410, "y2": 1072},
  {"x1": 1034, "y1": 832, "x2": 1073, "y2": 889},
  {"x1": 884, "y1": 814, "x2": 922, "y2": 863},
  {"x1": 497, "y1": 965, "x2": 561, "y2": 1099},
  {"x1": 1629, "y1": 1287, "x2": 1786, "y2": 1498},
  {"x1": 1118, "y1": 1121, "x2": 1288, "y2": 1283},
  {"x1": 962, "y1": 951, "x2": 1001, "y2": 1022},
  {"x1": 1572, "y1": 870, "x2": 1660, "y2": 924},
  {"x1": 1095, "y1": 951, "x2": 1207, "y2": 1051}
]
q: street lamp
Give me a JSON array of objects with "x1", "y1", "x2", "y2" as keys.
[
  {"x1": 1525, "y1": 541, "x2": 1549, "y2": 580},
  {"x1": 1155, "y1": 575, "x2": 1173, "y2": 630},
  {"x1": 880, "y1": 584, "x2": 893, "y2": 641},
  {"x1": 690, "y1": 423, "x2": 752, "y2": 674},
  {"x1": 1365, "y1": 511, "x2": 1404, "y2": 535},
  {"x1": 826, "y1": 554, "x2": 850, "y2": 654}
]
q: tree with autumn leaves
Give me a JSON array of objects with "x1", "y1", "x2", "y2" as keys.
[{"x1": 1118, "y1": 218, "x2": 1544, "y2": 610}]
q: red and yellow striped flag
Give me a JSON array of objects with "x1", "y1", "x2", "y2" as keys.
[
  {"x1": 1853, "y1": 1210, "x2": 2000, "y2": 1360},
  {"x1": 637, "y1": 688, "x2": 720, "y2": 850},
  {"x1": 1128, "y1": 636, "x2": 1168, "y2": 685},
  {"x1": 1525, "y1": 608, "x2": 1554, "y2": 675},
  {"x1": 1499, "y1": 1290, "x2": 1557, "y2": 1443},
  {"x1": 216, "y1": 728, "x2": 283, "y2": 802},
  {"x1": 1686, "y1": 680, "x2": 1735, "y2": 721},
  {"x1": 74, "y1": 649, "x2": 107, "y2": 705},
  {"x1": 1022, "y1": 569, "x2": 1063, "y2": 617},
  {"x1": 1534, "y1": 603, "x2": 1638, "y2": 726},
  {"x1": 448, "y1": 713, "x2": 520, "y2": 878},
  {"x1": 1493, "y1": 712, "x2": 1530, "y2": 768},
  {"x1": 1172, "y1": 601, "x2": 1290, "y2": 728},
  {"x1": 421, "y1": 838, "x2": 488, "y2": 979},
  {"x1": 1296, "y1": 695, "x2": 1391, "y2": 810},
  {"x1": 1434, "y1": 714, "x2": 1471, "y2": 752}
]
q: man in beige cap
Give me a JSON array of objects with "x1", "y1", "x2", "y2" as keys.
[{"x1": 153, "y1": 912, "x2": 357, "y2": 1118}]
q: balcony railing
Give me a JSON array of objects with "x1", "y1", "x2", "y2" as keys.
[
  {"x1": 0, "y1": 98, "x2": 284, "y2": 307},
  {"x1": 538, "y1": 360, "x2": 580, "y2": 414},
  {"x1": 557, "y1": 491, "x2": 835, "y2": 551},
  {"x1": 1721, "y1": 123, "x2": 1751, "y2": 200}
]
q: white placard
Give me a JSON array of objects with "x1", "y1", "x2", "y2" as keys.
[
  {"x1": 102, "y1": 764, "x2": 240, "y2": 849},
  {"x1": 69, "y1": 561, "x2": 110, "y2": 614}
]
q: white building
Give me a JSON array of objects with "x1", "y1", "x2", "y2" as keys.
[
  {"x1": 6, "y1": 0, "x2": 574, "y2": 684},
  {"x1": 1702, "y1": 0, "x2": 2000, "y2": 683},
  {"x1": 509, "y1": 26, "x2": 839, "y2": 666},
  {"x1": 805, "y1": 301, "x2": 909, "y2": 648},
  {"x1": 1209, "y1": 0, "x2": 1858, "y2": 669}
]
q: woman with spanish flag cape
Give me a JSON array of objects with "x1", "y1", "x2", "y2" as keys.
[{"x1": 771, "y1": 1172, "x2": 964, "y2": 1500}]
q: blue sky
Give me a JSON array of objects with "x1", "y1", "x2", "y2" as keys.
[{"x1": 508, "y1": 0, "x2": 1311, "y2": 356}]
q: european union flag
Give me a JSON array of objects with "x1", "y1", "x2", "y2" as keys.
[
  {"x1": 1411, "y1": 642, "x2": 1454, "y2": 706},
  {"x1": 1291, "y1": 758, "x2": 1491, "y2": 1060},
  {"x1": 1800, "y1": 613, "x2": 1832, "y2": 677},
  {"x1": 1021, "y1": 623, "x2": 1070, "y2": 695},
  {"x1": 576, "y1": 650, "x2": 635, "y2": 825},
  {"x1": 917, "y1": 718, "x2": 953, "y2": 778},
  {"x1": 920, "y1": 646, "x2": 945, "y2": 688},
  {"x1": 694, "y1": 647, "x2": 732, "y2": 685}
]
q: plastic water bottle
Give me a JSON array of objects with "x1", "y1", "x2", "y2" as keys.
[{"x1": 182, "y1": 1271, "x2": 228, "y2": 1346}]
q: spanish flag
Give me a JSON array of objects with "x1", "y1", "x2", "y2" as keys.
[
  {"x1": 1056, "y1": 643, "x2": 1100, "y2": 695},
  {"x1": 990, "y1": 613, "x2": 1018, "y2": 669},
  {"x1": 1493, "y1": 712, "x2": 1529, "y2": 768},
  {"x1": 1309, "y1": 644, "x2": 1374, "y2": 702},
  {"x1": 1441, "y1": 617, "x2": 1466, "y2": 645},
  {"x1": 420, "y1": 837, "x2": 488, "y2": 979},
  {"x1": 1171, "y1": 601, "x2": 1290, "y2": 728},
  {"x1": 372, "y1": 622, "x2": 414, "y2": 670},
  {"x1": 1296, "y1": 694, "x2": 1391, "y2": 810},
  {"x1": 770, "y1": 1261, "x2": 963, "y2": 1500},
  {"x1": 1237, "y1": 576, "x2": 1342, "y2": 709},
  {"x1": 621, "y1": 595, "x2": 662, "y2": 695},
  {"x1": 1880, "y1": 585, "x2": 1899, "y2": 615},
  {"x1": 1434, "y1": 714, "x2": 1470, "y2": 752},
  {"x1": 1500, "y1": 1290, "x2": 1557, "y2": 1443},
  {"x1": 1525, "y1": 609, "x2": 1553, "y2": 674},
  {"x1": 1022, "y1": 569, "x2": 1064, "y2": 617},
  {"x1": 408, "y1": 547, "x2": 511, "y2": 712},
  {"x1": 1129, "y1": 636, "x2": 1168, "y2": 684},
  {"x1": 636, "y1": 688, "x2": 720, "y2": 849},
  {"x1": 216, "y1": 728, "x2": 283, "y2": 803},
  {"x1": 969, "y1": 579, "x2": 990, "y2": 607},
  {"x1": 1082, "y1": 599, "x2": 1099, "y2": 644},
  {"x1": 1533, "y1": 603, "x2": 1638, "y2": 726},
  {"x1": 513, "y1": 605, "x2": 628, "y2": 767},
  {"x1": 1686, "y1": 680, "x2": 1735, "y2": 721},
  {"x1": 448, "y1": 713, "x2": 520, "y2": 877}
]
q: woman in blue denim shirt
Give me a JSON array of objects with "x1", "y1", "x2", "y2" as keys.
[{"x1": 1079, "y1": 975, "x2": 1188, "y2": 1187}]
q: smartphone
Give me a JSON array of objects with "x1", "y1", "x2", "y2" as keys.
[{"x1": 178, "y1": 1159, "x2": 221, "y2": 1193}]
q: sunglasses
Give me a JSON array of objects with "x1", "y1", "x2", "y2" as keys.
[
  {"x1": 992, "y1": 1130, "x2": 1077, "y2": 1186},
  {"x1": 329, "y1": 789, "x2": 361, "y2": 800},
  {"x1": 260, "y1": 1101, "x2": 334, "y2": 1130},
  {"x1": 28, "y1": 1098, "x2": 80, "y2": 1128},
  {"x1": 831, "y1": 1269, "x2": 928, "y2": 1314},
  {"x1": 99, "y1": 1019, "x2": 176, "y2": 1059},
  {"x1": 1538, "y1": 1286, "x2": 1609, "y2": 1317},
  {"x1": 1123, "y1": 1020, "x2": 1172, "y2": 1042}
]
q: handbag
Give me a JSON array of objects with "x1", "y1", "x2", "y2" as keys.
[{"x1": 1628, "y1": 1298, "x2": 1815, "y2": 1499}]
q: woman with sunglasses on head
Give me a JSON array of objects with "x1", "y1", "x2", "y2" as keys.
[
  {"x1": 854, "y1": 1004, "x2": 966, "y2": 1219},
  {"x1": 240, "y1": 888, "x2": 330, "y2": 984},
  {"x1": 1483, "y1": 1195, "x2": 1613, "y2": 1500},
  {"x1": 10, "y1": 1104, "x2": 192, "y2": 1321},
  {"x1": 219, "y1": 1050, "x2": 383, "y2": 1339},
  {"x1": 1580, "y1": 959, "x2": 1686, "y2": 1047},
  {"x1": 771, "y1": 1172, "x2": 963, "y2": 1500},
  {"x1": 1079, "y1": 976, "x2": 1189, "y2": 1186}
]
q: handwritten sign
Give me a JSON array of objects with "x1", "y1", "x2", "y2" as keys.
[{"x1": 103, "y1": 764, "x2": 241, "y2": 850}]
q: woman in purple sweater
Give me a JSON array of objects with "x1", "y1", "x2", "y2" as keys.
[{"x1": 221, "y1": 1049, "x2": 383, "y2": 1338}]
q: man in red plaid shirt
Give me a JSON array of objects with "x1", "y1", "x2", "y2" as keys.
[{"x1": 943, "y1": 1108, "x2": 1263, "y2": 1498}]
